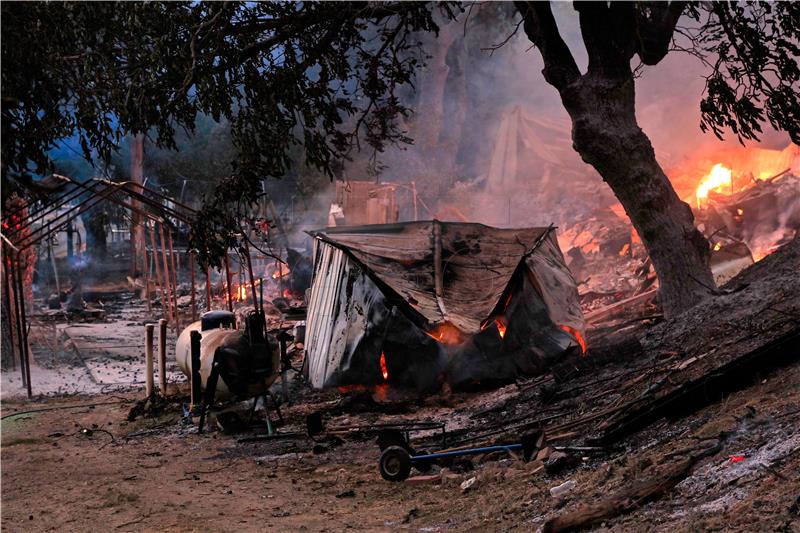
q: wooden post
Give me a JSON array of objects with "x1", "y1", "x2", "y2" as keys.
[
  {"x1": 190, "y1": 330, "x2": 202, "y2": 409},
  {"x1": 144, "y1": 323, "x2": 154, "y2": 399},
  {"x1": 158, "y1": 223, "x2": 174, "y2": 325},
  {"x1": 167, "y1": 230, "x2": 180, "y2": 330},
  {"x1": 158, "y1": 318, "x2": 167, "y2": 396},
  {"x1": 149, "y1": 223, "x2": 168, "y2": 320},
  {"x1": 224, "y1": 252, "x2": 233, "y2": 312},
  {"x1": 189, "y1": 250, "x2": 197, "y2": 322}
]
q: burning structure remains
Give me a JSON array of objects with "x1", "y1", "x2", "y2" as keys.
[{"x1": 303, "y1": 221, "x2": 584, "y2": 391}]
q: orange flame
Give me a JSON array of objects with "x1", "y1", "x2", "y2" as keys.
[
  {"x1": 379, "y1": 351, "x2": 389, "y2": 381},
  {"x1": 225, "y1": 279, "x2": 262, "y2": 302},
  {"x1": 496, "y1": 318, "x2": 507, "y2": 339},
  {"x1": 696, "y1": 163, "x2": 732, "y2": 207},
  {"x1": 425, "y1": 322, "x2": 466, "y2": 345},
  {"x1": 558, "y1": 324, "x2": 587, "y2": 355}
]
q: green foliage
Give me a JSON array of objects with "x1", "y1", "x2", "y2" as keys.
[
  {"x1": 681, "y1": 2, "x2": 800, "y2": 144},
  {"x1": 1, "y1": 1, "x2": 459, "y2": 266}
]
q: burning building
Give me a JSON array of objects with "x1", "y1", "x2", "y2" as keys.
[{"x1": 303, "y1": 221, "x2": 585, "y2": 391}]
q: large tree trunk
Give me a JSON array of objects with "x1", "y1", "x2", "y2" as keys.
[
  {"x1": 515, "y1": 1, "x2": 715, "y2": 318},
  {"x1": 562, "y1": 74, "x2": 715, "y2": 316}
]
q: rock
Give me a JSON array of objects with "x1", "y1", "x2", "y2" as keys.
[
  {"x1": 549, "y1": 479, "x2": 576, "y2": 497},
  {"x1": 460, "y1": 476, "x2": 477, "y2": 493}
]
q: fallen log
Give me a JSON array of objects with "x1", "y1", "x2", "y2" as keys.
[{"x1": 542, "y1": 440, "x2": 721, "y2": 533}]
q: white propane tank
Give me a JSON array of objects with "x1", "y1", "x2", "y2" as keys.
[{"x1": 175, "y1": 319, "x2": 238, "y2": 397}]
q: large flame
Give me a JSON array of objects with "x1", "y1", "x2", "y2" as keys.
[{"x1": 696, "y1": 163, "x2": 732, "y2": 207}]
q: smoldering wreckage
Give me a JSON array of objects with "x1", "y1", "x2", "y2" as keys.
[{"x1": 2, "y1": 157, "x2": 800, "y2": 531}]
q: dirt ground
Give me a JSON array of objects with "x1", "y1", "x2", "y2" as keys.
[{"x1": 2, "y1": 354, "x2": 798, "y2": 533}]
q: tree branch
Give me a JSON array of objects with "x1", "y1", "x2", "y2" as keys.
[
  {"x1": 514, "y1": 1, "x2": 580, "y2": 91},
  {"x1": 635, "y1": 1, "x2": 687, "y2": 65}
]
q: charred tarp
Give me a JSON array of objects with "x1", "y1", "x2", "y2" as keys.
[{"x1": 303, "y1": 221, "x2": 585, "y2": 391}]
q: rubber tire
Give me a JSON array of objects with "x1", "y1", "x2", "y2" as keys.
[{"x1": 379, "y1": 446, "x2": 412, "y2": 482}]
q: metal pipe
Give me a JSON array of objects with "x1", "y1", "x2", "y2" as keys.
[
  {"x1": 243, "y1": 242, "x2": 259, "y2": 311},
  {"x1": 143, "y1": 240, "x2": 151, "y2": 313},
  {"x1": 9, "y1": 251, "x2": 27, "y2": 387},
  {"x1": 158, "y1": 223, "x2": 174, "y2": 325},
  {"x1": 2, "y1": 249, "x2": 17, "y2": 371},
  {"x1": 205, "y1": 267, "x2": 212, "y2": 312},
  {"x1": 148, "y1": 223, "x2": 168, "y2": 320},
  {"x1": 144, "y1": 323, "x2": 154, "y2": 398},
  {"x1": 224, "y1": 252, "x2": 233, "y2": 312},
  {"x1": 190, "y1": 330, "x2": 202, "y2": 409},
  {"x1": 14, "y1": 252, "x2": 32, "y2": 397},
  {"x1": 47, "y1": 224, "x2": 61, "y2": 301},
  {"x1": 158, "y1": 319, "x2": 167, "y2": 395},
  {"x1": 167, "y1": 230, "x2": 180, "y2": 330},
  {"x1": 190, "y1": 250, "x2": 197, "y2": 322}
]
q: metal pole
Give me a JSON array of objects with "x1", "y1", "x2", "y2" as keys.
[
  {"x1": 190, "y1": 330, "x2": 202, "y2": 409},
  {"x1": 167, "y1": 230, "x2": 180, "y2": 330},
  {"x1": 158, "y1": 318, "x2": 167, "y2": 396},
  {"x1": 10, "y1": 257, "x2": 26, "y2": 386},
  {"x1": 189, "y1": 250, "x2": 197, "y2": 322},
  {"x1": 224, "y1": 252, "x2": 233, "y2": 312},
  {"x1": 243, "y1": 242, "x2": 259, "y2": 311},
  {"x1": 148, "y1": 223, "x2": 168, "y2": 320},
  {"x1": 205, "y1": 267, "x2": 212, "y2": 312},
  {"x1": 47, "y1": 225, "x2": 61, "y2": 301},
  {"x1": 158, "y1": 223, "x2": 174, "y2": 325},
  {"x1": 15, "y1": 252, "x2": 32, "y2": 398},
  {"x1": 143, "y1": 240, "x2": 152, "y2": 313},
  {"x1": 144, "y1": 323, "x2": 154, "y2": 399},
  {"x1": 2, "y1": 248, "x2": 18, "y2": 371}
]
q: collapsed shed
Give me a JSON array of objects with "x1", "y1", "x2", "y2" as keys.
[{"x1": 303, "y1": 221, "x2": 585, "y2": 391}]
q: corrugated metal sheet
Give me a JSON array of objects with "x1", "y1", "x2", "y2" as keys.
[
  {"x1": 305, "y1": 240, "x2": 349, "y2": 388},
  {"x1": 308, "y1": 221, "x2": 560, "y2": 333}
]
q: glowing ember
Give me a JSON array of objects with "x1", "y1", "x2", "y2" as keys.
[
  {"x1": 425, "y1": 322, "x2": 466, "y2": 345},
  {"x1": 696, "y1": 163, "x2": 732, "y2": 207},
  {"x1": 558, "y1": 324, "x2": 587, "y2": 355},
  {"x1": 379, "y1": 351, "x2": 389, "y2": 381},
  {"x1": 729, "y1": 455, "x2": 745, "y2": 462},
  {"x1": 618, "y1": 243, "x2": 630, "y2": 257},
  {"x1": 495, "y1": 318, "x2": 507, "y2": 339}
]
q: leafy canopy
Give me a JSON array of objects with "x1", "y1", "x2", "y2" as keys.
[{"x1": 2, "y1": 1, "x2": 798, "y2": 265}]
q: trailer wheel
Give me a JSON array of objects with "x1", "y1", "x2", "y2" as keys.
[{"x1": 379, "y1": 446, "x2": 412, "y2": 482}]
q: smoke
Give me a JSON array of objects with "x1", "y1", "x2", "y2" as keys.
[{"x1": 342, "y1": 4, "x2": 794, "y2": 230}]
